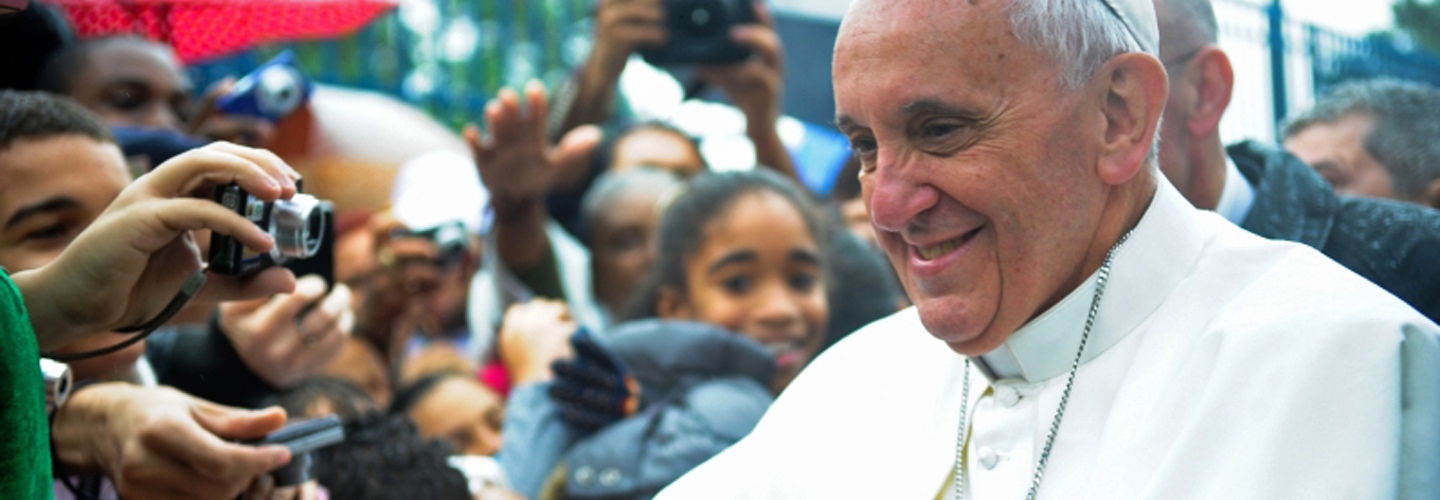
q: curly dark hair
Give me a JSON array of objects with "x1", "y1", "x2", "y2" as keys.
[
  {"x1": 313, "y1": 412, "x2": 471, "y2": 500},
  {"x1": 0, "y1": 90, "x2": 112, "y2": 152}
]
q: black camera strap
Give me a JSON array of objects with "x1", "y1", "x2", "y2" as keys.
[{"x1": 42, "y1": 269, "x2": 208, "y2": 362}]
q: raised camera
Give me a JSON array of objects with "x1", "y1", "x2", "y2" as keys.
[
  {"x1": 208, "y1": 182, "x2": 330, "y2": 276},
  {"x1": 640, "y1": 0, "x2": 758, "y2": 66}
]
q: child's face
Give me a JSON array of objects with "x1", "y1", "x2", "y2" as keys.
[{"x1": 661, "y1": 191, "x2": 829, "y2": 393}]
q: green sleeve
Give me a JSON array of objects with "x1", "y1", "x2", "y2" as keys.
[{"x1": 0, "y1": 271, "x2": 53, "y2": 499}]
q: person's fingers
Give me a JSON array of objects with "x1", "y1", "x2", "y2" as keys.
[
  {"x1": 611, "y1": 1, "x2": 666, "y2": 25},
  {"x1": 138, "y1": 148, "x2": 287, "y2": 205},
  {"x1": 730, "y1": 25, "x2": 784, "y2": 70},
  {"x1": 257, "y1": 275, "x2": 328, "y2": 331},
  {"x1": 142, "y1": 410, "x2": 289, "y2": 484},
  {"x1": 200, "y1": 142, "x2": 300, "y2": 195},
  {"x1": 489, "y1": 88, "x2": 522, "y2": 146},
  {"x1": 221, "y1": 296, "x2": 270, "y2": 317},
  {"x1": 551, "y1": 125, "x2": 604, "y2": 172},
  {"x1": 304, "y1": 316, "x2": 350, "y2": 371},
  {"x1": 188, "y1": 77, "x2": 236, "y2": 136},
  {"x1": 463, "y1": 123, "x2": 492, "y2": 163},
  {"x1": 524, "y1": 80, "x2": 549, "y2": 143},
  {"x1": 613, "y1": 24, "x2": 669, "y2": 47},
  {"x1": 300, "y1": 282, "x2": 351, "y2": 333},
  {"x1": 197, "y1": 267, "x2": 298, "y2": 304},
  {"x1": 753, "y1": 0, "x2": 775, "y2": 28},
  {"x1": 191, "y1": 402, "x2": 289, "y2": 441},
  {"x1": 129, "y1": 198, "x2": 274, "y2": 256}
]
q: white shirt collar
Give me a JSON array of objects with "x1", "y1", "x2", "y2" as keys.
[
  {"x1": 974, "y1": 178, "x2": 1208, "y2": 383},
  {"x1": 1213, "y1": 156, "x2": 1256, "y2": 225}
]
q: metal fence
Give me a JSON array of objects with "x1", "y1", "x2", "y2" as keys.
[{"x1": 190, "y1": 0, "x2": 1440, "y2": 149}]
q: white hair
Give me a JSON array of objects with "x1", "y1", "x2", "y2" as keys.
[
  {"x1": 1009, "y1": 0, "x2": 1162, "y2": 163},
  {"x1": 1008, "y1": 0, "x2": 1149, "y2": 89}
]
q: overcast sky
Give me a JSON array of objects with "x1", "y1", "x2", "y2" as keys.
[{"x1": 1283, "y1": 0, "x2": 1396, "y2": 36}]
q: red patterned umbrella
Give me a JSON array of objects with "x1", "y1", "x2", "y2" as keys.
[{"x1": 49, "y1": 0, "x2": 399, "y2": 63}]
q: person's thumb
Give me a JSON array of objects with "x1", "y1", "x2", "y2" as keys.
[
  {"x1": 192, "y1": 402, "x2": 288, "y2": 441},
  {"x1": 551, "y1": 125, "x2": 603, "y2": 172}
]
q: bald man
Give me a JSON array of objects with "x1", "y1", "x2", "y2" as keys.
[{"x1": 1150, "y1": 0, "x2": 1440, "y2": 322}]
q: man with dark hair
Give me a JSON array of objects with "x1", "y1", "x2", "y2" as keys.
[
  {"x1": 1284, "y1": 79, "x2": 1440, "y2": 208},
  {"x1": 39, "y1": 36, "x2": 273, "y2": 147},
  {"x1": 0, "y1": 89, "x2": 309, "y2": 499},
  {"x1": 1150, "y1": 0, "x2": 1440, "y2": 322},
  {"x1": 0, "y1": 89, "x2": 347, "y2": 498}
]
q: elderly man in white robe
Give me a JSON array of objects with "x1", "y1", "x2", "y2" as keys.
[{"x1": 656, "y1": 0, "x2": 1440, "y2": 498}]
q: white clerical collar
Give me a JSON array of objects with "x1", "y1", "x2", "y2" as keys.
[
  {"x1": 1213, "y1": 156, "x2": 1256, "y2": 224},
  {"x1": 973, "y1": 178, "x2": 1208, "y2": 383}
]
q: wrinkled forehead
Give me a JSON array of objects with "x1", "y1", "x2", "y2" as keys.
[
  {"x1": 836, "y1": 0, "x2": 1001, "y2": 61},
  {"x1": 834, "y1": 0, "x2": 1053, "y2": 120}
]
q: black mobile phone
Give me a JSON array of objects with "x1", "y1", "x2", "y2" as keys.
[
  {"x1": 244, "y1": 415, "x2": 344, "y2": 487},
  {"x1": 249, "y1": 415, "x2": 345, "y2": 455}
]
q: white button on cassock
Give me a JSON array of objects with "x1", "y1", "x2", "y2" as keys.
[
  {"x1": 978, "y1": 446, "x2": 1000, "y2": 470},
  {"x1": 995, "y1": 386, "x2": 1021, "y2": 407}
]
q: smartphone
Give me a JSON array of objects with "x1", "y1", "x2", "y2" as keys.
[{"x1": 247, "y1": 415, "x2": 345, "y2": 455}]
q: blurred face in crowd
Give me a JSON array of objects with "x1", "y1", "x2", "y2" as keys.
[
  {"x1": 65, "y1": 38, "x2": 194, "y2": 132},
  {"x1": 611, "y1": 126, "x2": 706, "y2": 177},
  {"x1": 590, "y1": 185, "x2": 665, "y2": 315},
  {"x1": 408, "y1": 376, "x2": 505, "y2": 456},
  {"x1": 0, "y1": 135, "x2": 145, "y2": 378},
  {"x1": 1283, "y1": 113, "x2": 1399, "y2": 200},
  {"x1": 324, "y1": 338, "x2": 394, "y2": 408},
  {"x1": 659, "y1": 191, "x2": 828, "y2": 393},
  {"x1": 837, "y1": 0, "x2": 1121, "y2": 355}
]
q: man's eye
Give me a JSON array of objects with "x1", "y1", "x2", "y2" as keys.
[
  {"x1": 105, "y1": 87, "x2": 147, "y2": 112},
  {"x1": 25, "y1": 225, "x2": 67, "y2": 241},
  {"x1": 920, "y1": 123, "x2": 962, "y2": 139},
  {"x1": 848, "y1": 137, "x2": 878, "y2": 155},
  {"x1": 722, "y1": 276, "x2": 753, "y2": 295}
]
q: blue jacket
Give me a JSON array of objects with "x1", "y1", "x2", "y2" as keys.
[
  {"x1": 501, "y1": 320, "x2": 776, "y2": 500},
  {"x1": 1230, "y1": 141, "x2": 1440, "y2": 322}
]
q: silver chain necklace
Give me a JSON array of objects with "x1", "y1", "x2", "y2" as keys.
[{"x1": 953, "y1": 231, "x2": 1132, "y2": 500}]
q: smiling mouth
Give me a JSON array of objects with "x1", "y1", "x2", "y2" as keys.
[{"x1": 915, "y1": 226, "x2": 983, "y2": 261}]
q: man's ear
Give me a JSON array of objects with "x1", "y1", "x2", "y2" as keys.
[
  {"x1": 1423, "y1": 178, "x2": 1440, "y2": 210},
  {"x1": 656, "y1": 286, "x2": 693, "y2": 320},
  {"x1": 1096, "y1": 52, "x2": 1168, "y2": 185},
  {"x1": 1184, "y1": 47, "x2": 1234, "y2": 137}
]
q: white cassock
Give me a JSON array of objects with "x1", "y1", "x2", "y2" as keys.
[{"x1": 657, "y1": 180, "x2": 1440, "y2": 500}]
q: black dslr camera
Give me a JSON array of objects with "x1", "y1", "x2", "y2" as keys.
[
  {"x1": 208, "y1": 182, "x2": 332, "y2": 277},
  {"x1": 640, "y1": 0, "x2": 759, "y2": 66}
]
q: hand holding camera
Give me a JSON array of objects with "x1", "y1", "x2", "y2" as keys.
[
  {"x1": 13, "y1": 142, "x2": 302, "y2": 351},
  {"x1": 50, "y1": 383, "x2": 293, "y2": 500}
]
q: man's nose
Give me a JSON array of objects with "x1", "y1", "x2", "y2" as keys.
[{"x1": 866, "y1": 160, "x2": 941, "y2": 234}]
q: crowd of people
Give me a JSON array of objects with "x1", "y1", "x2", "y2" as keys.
[{"x1": 0, "y1": 0, "x2": 1438, "y2": 499}]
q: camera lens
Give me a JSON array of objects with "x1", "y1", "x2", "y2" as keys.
[{"x1": 269, "y1": 194, "x2": 325, "y2": 260}]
